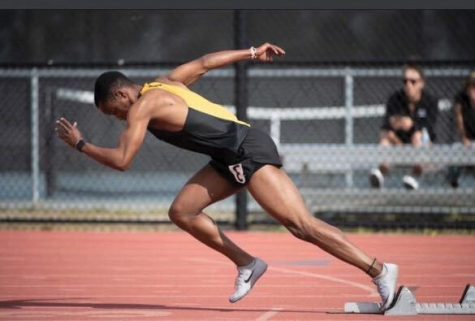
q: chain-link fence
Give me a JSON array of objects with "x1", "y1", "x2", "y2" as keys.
[
  {"x1": 1, "y1": 10, "x2": 475, "y2": 228},
  {"x1": 1, "y1": 64, "x2": 474, "y2": 220}
]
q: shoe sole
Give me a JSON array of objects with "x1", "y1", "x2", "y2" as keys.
[
  {"x1": 229, "y1": 261, "x2": 268, "y2": 303},
  {"x1": 403, "y1": 182, "x2": 417, "y2": 190}
]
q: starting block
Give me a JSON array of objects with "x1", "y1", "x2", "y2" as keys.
[{"x1": 345, "y1": 284, "x2": 475, "y2": 315}]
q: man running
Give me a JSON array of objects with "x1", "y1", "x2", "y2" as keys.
[{"x1": 55, "y1": 43, "x2": 398, "y2": 310}]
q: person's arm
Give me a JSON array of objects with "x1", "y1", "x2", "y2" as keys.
[
  {"x1": 380, "y1": 129, "x2": 404, "y2": 145},
  {"x1": 55, "y1": 103, "x2": 151, "y2": 171},
  {"x1": 384, "y1": 93, "x2": 413, "y2": 132},
  {"x1": 389, "y1": 116, "x2": 414, "y2": 132},
  {"x1": 383, "y1": 93, "x2": 401, "y2": 130},
  {"x1": 161, "y1": 43, "x2": 285, "y2": 86}
]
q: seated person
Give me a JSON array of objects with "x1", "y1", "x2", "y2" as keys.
[
  {"x1": 370, "y1": 64, "x2": 438, "y2": 190},
  {"x1": 448, "y1": 71, "x2": 475, "y2": 188}
]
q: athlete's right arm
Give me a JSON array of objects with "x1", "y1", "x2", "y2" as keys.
[
  {"x1": 56, "y1": 101, "x2": 151, "y2": 172},
  {"x1": 161, "y1": 43, "x2": 285, "y2": 86}
]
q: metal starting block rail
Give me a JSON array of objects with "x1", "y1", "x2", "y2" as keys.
[{"x1": 345, "y1": 284, "x2": 475, "y2": 315}]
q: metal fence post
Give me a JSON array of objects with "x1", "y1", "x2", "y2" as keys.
[
  {"x1": 31, "y1": 68, "x2": 40, "y2": 206},
  {"x1": 344, "y1": 68, "x2": 354, "y2": 188},
  {"x1": 234, "y1": 10, "x2": 249, "y2": 230},
  {"x1": 44, "y1": 87, "x2": 57, "y2": 198}
]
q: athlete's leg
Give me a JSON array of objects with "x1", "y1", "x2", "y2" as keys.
[
  {"x1": 168, "y1": 164, "x2": 253, "y2": 267},
  {"x1": 248, "y1": 165, "x2": 383, "y2": 277}
]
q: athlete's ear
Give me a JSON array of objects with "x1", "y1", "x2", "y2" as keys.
[{"x1": 114, "y1": 88, "x2": 128, "y2": 100}]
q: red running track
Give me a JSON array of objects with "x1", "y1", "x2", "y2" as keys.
[{"x1": 0, "y1": 230, "x2": 474, "y2": 321}]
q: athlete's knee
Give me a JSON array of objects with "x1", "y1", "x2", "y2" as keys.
[{"x1": 168, "y1": 202, "x2": 192, "y2": 227}]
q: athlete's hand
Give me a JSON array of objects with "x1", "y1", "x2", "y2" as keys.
[
  {"x1": 55, "y1": 117, "x2": 83, "y2": 148},
  {"x1": 254, "y1": 43, "x2": 285, "y2": 62}
]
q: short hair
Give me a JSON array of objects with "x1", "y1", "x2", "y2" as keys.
[
  {"x1": 94, "y1": 71, "x2": 135, "y2": 107},
  {"x1": 403, "y1": 64, "x2": 425, "y2": 80}
]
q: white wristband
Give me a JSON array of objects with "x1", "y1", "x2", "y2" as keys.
[{"x1": 250, "y1": 46, "x2": 257, "y2": 60}]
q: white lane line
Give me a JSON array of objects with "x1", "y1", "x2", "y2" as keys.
[
  {"x1": 187, "y1": 258, "x2": 378, "y2": 297},
  {"x1": 269, "y1": 266, "x2": 377, "y2": 297},
  {"x1": 0, "y1": 310, "x2": 171, "y2": 318},
  {"x1": 0, "y1": 294, "x2": 388, "y2": 299},
  {"x1": 255, "y1": 308, "x2": 283, "y2": 321}
]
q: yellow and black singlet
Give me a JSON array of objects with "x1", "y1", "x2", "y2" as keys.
[{"x1": 140, "y1": 82, "x2": 251, "y2": 164}]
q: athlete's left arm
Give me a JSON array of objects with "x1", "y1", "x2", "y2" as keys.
[
  {"x1": 161, "y1": 43, "x2": 285, "y2": 86},
  {"x1": 55, "y1": 103, "x2": 151, "y2": 172}
]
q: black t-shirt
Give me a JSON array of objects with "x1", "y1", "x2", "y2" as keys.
[
  {"x1": 382, "y1": 89, "x2": 439, "y2": 142},
  {"x1": 454, "y1": 90, "x2": 475, "y2": 140}
]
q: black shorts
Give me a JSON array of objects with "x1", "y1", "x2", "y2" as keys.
[
  {"x1": 382, "y1": 125, "x2": 416, "y2": 144},
  {"x1": 209, "y1": 127, "x2": 282, "y2": 186}
]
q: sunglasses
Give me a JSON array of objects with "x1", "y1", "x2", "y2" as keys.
[{"x1": 403, "y1": 78, "x2": 420, "y2": 85}]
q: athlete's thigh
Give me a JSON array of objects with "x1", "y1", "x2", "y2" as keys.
[
  {"x1": 247, "y1": 165, "x2": 311, "y2": 224},
  {"x1": 171, "y1": 164, "x2": 242, "y2": 213}
]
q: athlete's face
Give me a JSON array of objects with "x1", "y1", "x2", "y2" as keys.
[
  {"x1": 403, "y1": 68, "x2": 425, "y2": 103},
  {"x1": 99, "y1": 88, "x2": 134, "y2": 120}
]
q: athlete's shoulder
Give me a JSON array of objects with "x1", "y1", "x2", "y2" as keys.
[
  {"x1": 140, "y1": 78, "x2": 190, "y2": 97},
  {"x1": 128, "y1": 94, "x2": 155, "y2": 119},
  {"x1": 154, "y1": 77, "x2": 188, "y2": 89},
  {"x1": 135, "y1": 81, "x2": 185, "y2": 113}
]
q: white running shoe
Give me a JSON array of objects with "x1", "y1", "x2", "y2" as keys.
[
  {"x1": 372, "y1": 263, "x2": 399, "y2": 311},
  {"x1": 369, "y1": 168, "x2": 384, "y2": 188},
  {"x1": 402, "y1": 175, "x2": 419, "y2": 190},
  {"x1": 229, "y1": 257, "x2": 268, "y2": 303}
]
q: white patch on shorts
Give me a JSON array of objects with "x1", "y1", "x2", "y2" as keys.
[{"x1": 228, "y1": 163, "x2": 246, "y2": 184}]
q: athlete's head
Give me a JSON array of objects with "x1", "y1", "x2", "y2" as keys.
[
  {"x1": 402, "y1": 64, "x2": 425, "y2": 103},
  {"x1": 94, "y1": 71, "x2": 139, "y2": 120}
]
